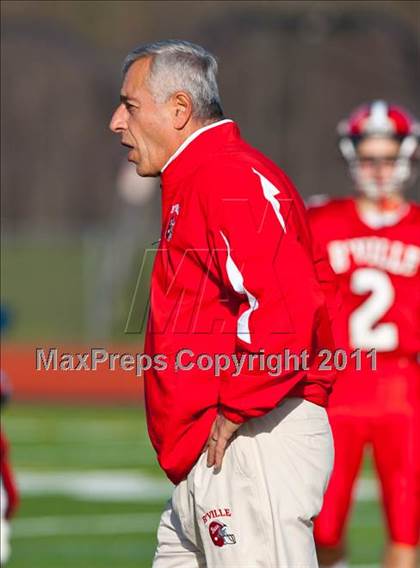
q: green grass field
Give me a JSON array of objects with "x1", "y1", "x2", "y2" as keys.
[
  {"x1": 2, "y1": 403, "x2": 385, "y2": 567},
  {"x1": 1, "y1": 240, "x2": 85, "y2": 342},
  {"x1": 1, "y1": 238, "x2": 150, "y2": 343}
]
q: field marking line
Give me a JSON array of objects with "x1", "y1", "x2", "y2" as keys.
[
  {"x1": 13, "y1": 509, "x2": 385, "y2": 544},
  {"x1": 17, "y1": 470, "x2": 173, "y2": 501},
  {"x1": 13, "y1": 512, "x2": 160, "y2": 538},
  {"x1": 17, "y1": 470, "x2": 379, "y2": 502},
  {"x1": 354, "y1": 477, "x2": 379, "y2": 501}
]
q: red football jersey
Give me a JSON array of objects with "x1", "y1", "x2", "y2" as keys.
[{"x1": 308, "y1": 198, "x2": 420, "y2": 358}]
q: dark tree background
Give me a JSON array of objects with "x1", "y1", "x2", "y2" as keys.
[{"x1": 1, "y1": 1, "x2": 419, "y2": 232}]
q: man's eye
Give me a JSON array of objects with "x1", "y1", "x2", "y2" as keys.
[{"x1": 126, "y1": 103, "x2": 136, "y2": 113}]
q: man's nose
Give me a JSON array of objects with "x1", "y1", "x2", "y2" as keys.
[{"x1": 109, "y1": 104, "x2": 127, "y2": 133}]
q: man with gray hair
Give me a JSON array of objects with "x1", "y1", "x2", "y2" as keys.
[
  {"x1": 110, "y1": 39, "x2": 336, "y2": 567},
  {"x1": 112, "y1": 40, "x2": 224, "y2": 177}
]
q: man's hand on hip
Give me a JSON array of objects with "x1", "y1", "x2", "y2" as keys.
[{"x1": 206, "y1": 414, "x2": 241, "y2": 472}]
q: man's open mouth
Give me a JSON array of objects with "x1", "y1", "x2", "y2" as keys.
[
  {"x1": 121, "y1": 141, "x2": 136, "y2": 162},
  {"x1": 121, "y1": 141, "x2": 134, "y2": 149}
]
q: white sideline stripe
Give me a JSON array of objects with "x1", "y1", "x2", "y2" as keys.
[
  {"x1": 354, "y1": 477, "x2": 380, "y2": 502},
  {"x1": 12, "y1": 512, "x2": 160, "y2": 538},
  {"x1": 16, "y1": 471, "x2": 379, "y2": 502},
  {"x1": 17, "y1": 471, "x2": 172, "y2": 502},
  {"x1": 13, "y1": 514, "x2": 385, "y2": 542},
  {"x1": 220, "y1": 230, "x2": 259, "y2": 344}
]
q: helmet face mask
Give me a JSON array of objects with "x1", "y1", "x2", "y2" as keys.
[
  {"x1": 352, "y1": 137, "x2": 403, "y2": 201},
  {"x1": 338, "y1": 100, "x2": 419, "y2": 202}
]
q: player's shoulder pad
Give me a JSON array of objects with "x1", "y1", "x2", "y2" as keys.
[
  {"x1": 409, "y1": 201, "x2": 420, "y2": 216},
  {"x1": 306, "y1": 195, "x2": 352, "y2": 216},
  {"x1": 305, "y1": 194, "x2": 331, "y2": 209}
]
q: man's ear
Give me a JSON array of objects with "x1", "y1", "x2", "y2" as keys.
[{"x1": 172, "y1": 92, "x2": 193, "y2": 130}]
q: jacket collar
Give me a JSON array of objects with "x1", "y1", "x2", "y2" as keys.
[{"x1": 160, "y1": 119, "x2": 239, "y2": 186}]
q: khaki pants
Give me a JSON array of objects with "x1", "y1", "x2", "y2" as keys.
[{"x1": 153, "y1": 398, "x2": 334, "y2": 568}]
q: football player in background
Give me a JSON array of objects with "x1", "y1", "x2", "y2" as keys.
[
  {"x1": 0, "y1": 307, "x2": 19, "y2": 566},
  {"x1": 308, "y1": 101, "x2": 420, "y2": 568}
]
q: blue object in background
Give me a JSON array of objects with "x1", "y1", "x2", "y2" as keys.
[{"x1": 0, "y1": 304, "x2": 12, "y2": 333}]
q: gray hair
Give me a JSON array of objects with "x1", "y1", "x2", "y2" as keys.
[{"x1": 122, "y1": 40, "x2": 223, "y2": 120}]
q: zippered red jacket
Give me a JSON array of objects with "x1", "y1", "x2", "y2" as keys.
[{"x1": 144, "y1": 120, "x2": 337, "y2": 484}]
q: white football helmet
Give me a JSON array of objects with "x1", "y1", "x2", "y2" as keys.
[{"x1": 338, "y1": 100, "x2": 419, "y2": 200}]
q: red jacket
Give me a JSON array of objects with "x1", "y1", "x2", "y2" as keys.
[{"x1": 144, "y1": 120, "x2": 336, "y2": 484}]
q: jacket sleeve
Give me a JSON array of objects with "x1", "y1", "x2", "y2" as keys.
[{"x1": 200, "y1": 164, "x2": 331, "y2": 423}]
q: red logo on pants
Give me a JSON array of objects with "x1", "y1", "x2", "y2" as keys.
[{"x1": 209, "y1": 521, "x2": 236, "y2": 547}]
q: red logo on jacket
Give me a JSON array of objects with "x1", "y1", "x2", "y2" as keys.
[{"x1": 165, "y1": 203, "x2": 180, "y2": 241}]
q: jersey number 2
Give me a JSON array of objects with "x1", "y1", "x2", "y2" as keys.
[{"x1": 349, "y1": 268, "x2": 398, "y2": 351}]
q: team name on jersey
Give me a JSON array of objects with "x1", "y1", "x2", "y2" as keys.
[{"x1": 327, "y1": 237, "x2": 420, "y2": 277}]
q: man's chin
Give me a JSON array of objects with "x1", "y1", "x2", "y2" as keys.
[{"x1": 135, "y1": 162, "x2": 160, "y2": 178}]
